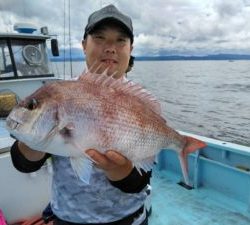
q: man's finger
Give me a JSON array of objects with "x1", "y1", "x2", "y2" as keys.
[
  {"x1": 86, "y1": 149, "x2": 109, "y2": 166},
  {"x1": 106, "y1": 150, "x2": 128, "y2": 166}
]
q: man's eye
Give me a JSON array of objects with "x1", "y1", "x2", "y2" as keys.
[
  {"x1": 117, "y1": 38, "x2": 128, "y2": 46},
  {"x1": 118, "y1": 38, "x2": 126, "y2": 42},
  {"x1": 94, "y1": 35, "x2": 104, "y2": 39}
]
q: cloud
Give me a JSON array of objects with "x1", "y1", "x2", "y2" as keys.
[
  {"x1": 1, "y1": 0, "x2": 250, "y2": 56},
  {"x1": 212, "y1": 0, "x2": 244, "y2": 18}
]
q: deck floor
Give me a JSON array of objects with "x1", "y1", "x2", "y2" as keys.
[{"x1": 149, "y1": 168, "x2": 250, "y2": 225}]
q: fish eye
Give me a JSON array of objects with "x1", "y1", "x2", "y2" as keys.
[{"x1": 27, "y1": 98, "x2": 38, "y2": 110}]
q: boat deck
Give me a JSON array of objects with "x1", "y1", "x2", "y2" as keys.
[{"x1": 149, "y1": 167, "x2": 250, "y2": 225}]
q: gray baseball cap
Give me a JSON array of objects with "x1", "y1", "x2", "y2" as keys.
[{"x1": 84, "y1": 4, "x2": 133, "y2": 43}]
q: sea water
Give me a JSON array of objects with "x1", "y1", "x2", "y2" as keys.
[{"x1": 51, "y1": 60, "x2": 250, "y2": 147}]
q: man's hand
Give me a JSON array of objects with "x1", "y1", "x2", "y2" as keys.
[
  {"x1": 86, "y1": 149, "x2": 133, "y2": 181},
  {"x1": 18, "y1": 141, "x2": 46, "y2": 161}
]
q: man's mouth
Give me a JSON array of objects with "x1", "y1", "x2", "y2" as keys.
[{"x1": 101, "y1": 59, "x2": 118, "y2": 64}]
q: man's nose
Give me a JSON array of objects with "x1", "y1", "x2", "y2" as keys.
[{"x1": 104, "y1": 41, "x2": 116, "y2": 54}]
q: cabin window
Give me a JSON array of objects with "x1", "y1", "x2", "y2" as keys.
[
  {"x1": 0, "y1": 40, "x2": 14, "y2": 78},
  {"x1": 11, "y1": 39, "x2": 50, "y2": 77}
]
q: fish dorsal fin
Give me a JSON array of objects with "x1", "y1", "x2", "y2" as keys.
[{"x1": 78, "y1": 69, "x2": 162, "y2": 115}]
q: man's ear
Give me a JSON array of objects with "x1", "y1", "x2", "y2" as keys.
[
  {"x1": 130, "y1": 45, "x2": 133, "y2": 53},
  {"x1": 82, "y1": 40, "x2": 87, "y2": 53}
]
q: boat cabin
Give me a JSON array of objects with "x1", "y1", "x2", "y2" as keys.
[
  {"x1": 0, "y1": 24, "x2": 59, "y2": 119},
  {"x1": 0, "y1": 25, "x2": 58, "y2": 80}
]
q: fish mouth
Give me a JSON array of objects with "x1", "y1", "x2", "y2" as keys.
[{"x1": 6, "y1": 118, "x2": 21, "y2": 131}]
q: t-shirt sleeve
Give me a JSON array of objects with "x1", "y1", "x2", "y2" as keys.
[
  {"x1": 10, "y1": 140, "x2": 50, "y2": 173},
  {"x1": 109, "y1": 167, "x2": 152, "y2": 193}
]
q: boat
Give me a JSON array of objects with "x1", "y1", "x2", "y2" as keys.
[{"x1": 0, "y1": 25, "x2": 250, "y2": 225}]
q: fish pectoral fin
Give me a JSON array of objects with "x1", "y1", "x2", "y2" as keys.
[
  {"x1": 59, "y1": 122, "x2": 75, "y2": 136},
  {"x1": 134, "y1": 156, "x2": 156, "y2": 174},
  {"x1": 70, "y1": 156, "x2": 93, "y2": 184}
]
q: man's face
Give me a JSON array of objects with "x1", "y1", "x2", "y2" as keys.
[{"x1": 82, "y1": 23, "x2": 133, "y2": 79}]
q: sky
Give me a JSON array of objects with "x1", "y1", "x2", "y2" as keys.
[{"x1": 1, "y1": 0, "x2": 250, "y2": 56}]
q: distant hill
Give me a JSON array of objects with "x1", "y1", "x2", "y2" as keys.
[
  {"x1": 49, "y1": 49, "x2": 250, "y2": 61},
  {"x1": 134, "y1": 54, "x2": 250, "y2": 61}
]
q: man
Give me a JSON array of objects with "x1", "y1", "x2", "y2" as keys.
[{"x1": 11, "y1": 4, "x2": 151, "y2": 225}]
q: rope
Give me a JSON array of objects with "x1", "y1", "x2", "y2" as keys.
[{"x1": 68, "y1": 0, "x2": 73, "y2": 78}]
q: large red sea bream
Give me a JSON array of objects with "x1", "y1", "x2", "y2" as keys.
[{"x1": 6, "y1": 69, "x2": 206, "y2": 185}]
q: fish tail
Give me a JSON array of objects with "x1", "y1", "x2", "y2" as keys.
[{"x1": 179, "y1": 136, "x2": 207, "y2": 186}]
